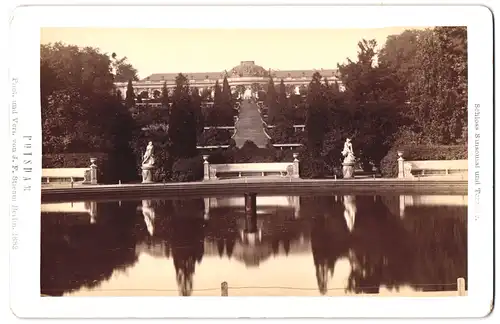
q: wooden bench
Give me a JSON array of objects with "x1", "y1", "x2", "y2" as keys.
[
  {"x1": 42, "y1": 168, "x2": 90, "y2": 184},
  {"x1": 209, "y1": 163, "x2": 295, "y2": 179},
  {"x1": 403, "y1": 160, "x2": 468, "y2": 178}
]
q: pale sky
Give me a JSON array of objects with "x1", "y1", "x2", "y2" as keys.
[{"x1": 41, "y1": 27, "x2": 419, "y2": 79}]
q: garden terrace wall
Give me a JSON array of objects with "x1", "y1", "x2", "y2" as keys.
[{"x1": 380, "y1": 145, "x2": 468, "y2": 178}]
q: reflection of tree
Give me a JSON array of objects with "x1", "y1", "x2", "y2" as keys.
[
  {"x1": 345, "y1": 197, "x2": 467, "y2": 294},
  {"x1": 402, "y1": 206, "x2": 467, "y2": 291},
  {"x1": 305, "y1": 196, "x2": 350, "y2": 295},
  {"x1": 42, "y1": 194, "x2": 468, "y2": 297},
  {"x1": 40, "y1": 201, "x2": 141, "y2": 296},
  {"x1": 347, "y1": 196, "x2": 413, "y2": 294},
  {"x1": 204, "y1": 207, "x2": 240, "y2": 259},
  {"x1": 264, "y1": 208, "x2": 306, "y2": 258},
  {"x1": 168, "y1": 199, "x2": 206, "y2": 296}
]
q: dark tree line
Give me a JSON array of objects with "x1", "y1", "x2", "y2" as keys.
[
  {"x1": 266, "y1": 27, "x2": 467, "y2": 173},
  {"x1": 207, "y1": 75, "x2": 235, "y2": 126},
  {"x1": 41, "y1": 26, "x2": 467, "y2": 181}
]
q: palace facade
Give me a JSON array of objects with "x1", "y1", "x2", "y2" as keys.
[{"x1": 114, "y1": 61, "x2": 344, "y2": 99}]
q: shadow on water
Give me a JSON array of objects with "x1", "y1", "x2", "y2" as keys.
[
  {"x1": 40, "y1": 201, "x2": 141, "y2": 296},
  {"x1": 40, "y1": 194, "x2": 467, "y2": 296}
]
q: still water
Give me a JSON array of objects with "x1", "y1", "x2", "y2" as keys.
[{"x1": 41, "y1": 194, "x2": 467, "y2": 296}]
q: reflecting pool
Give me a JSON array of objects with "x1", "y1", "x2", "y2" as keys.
[{"x1": 41, "y1": 194, "x2": 467, "y2": 296}]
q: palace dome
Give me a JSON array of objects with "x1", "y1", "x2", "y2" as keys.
[{"x1": 228, "y1": 61, "x2": 269, "y2": 77}]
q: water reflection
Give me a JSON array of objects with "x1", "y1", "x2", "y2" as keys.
[{"x1": 41, "y1": 194, "x2": 467, "y2": 296}]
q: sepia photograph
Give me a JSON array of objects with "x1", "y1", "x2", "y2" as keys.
[
  {"x1": 39, "y1": 26, "x2": 469, "y2": 298},
  {"x1": 7, "y1": 2, "x2": 495, "y2": 319}
]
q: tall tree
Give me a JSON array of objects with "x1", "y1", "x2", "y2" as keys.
[
  {"x1": 161, "y1": 81, "x2": 169, "y2": 109},
  {"x1": 378, "y1": 29, "x2": 423, "y2": 95},
  {"x1": 40, "y1": 43, "x2": 137, "y2": 181},
  {"x1": 168, "y1": 74, "x2": 197, "y2": 158},
  {"x1": 41, "y1": 42, "x2": 118, "y2": 153},
  {"x1": 125, "y1": 79, "x2": 135, "y2": 109},
  {"x1": 336, "y1": 39, "x2": 400, "y2": 167},
  {"x1": 278, "y1": 79, "x2": 288, "y2": 118},
  {"x1": 111, "y1": 52, "x2": 139, "y2": 82},
  {"x1": 191, "y1": 87, "x2": 204, "y2": 135},
  {"x1": 266, "y1": 76, "x2": 279, "y2": 124},
  {"x1": 211, "y1": 80, "x2": 223, "y2": 126},
  {"x1": 222, "y1": 75, "x2": 232, "y2": 104},
  {"x1": 305, "y1": 72, "x2": 329, "y2": 157},
  {"x1": 221, "y1": 75, "x2": 234, "y2": 125},
  {"x1": 406, "y1": 27, "x2": 467, "y2": 144}
]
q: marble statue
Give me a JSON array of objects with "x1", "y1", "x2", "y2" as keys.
[
  {"x1": 141, "y1": 141, "x2": 155, "y2": 183},
  {"x1": 341, "y1": 138, "x2": 355, "y2": 164},
  {"x1": 341, "y1": 138, "x2": 356, "y2": 178},
  {"x1": 142, "y1": 141, "x2": 155, "y2": 166}
]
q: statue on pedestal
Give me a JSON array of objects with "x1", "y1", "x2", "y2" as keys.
[
  {"x1": 141, "y1": 141, "x2": 155, "y2": 183},
  {"x1": 341, "y1": 138, "x2": 356, "y2": 178}
]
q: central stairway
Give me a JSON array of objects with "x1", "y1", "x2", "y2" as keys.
[{"x1": 233, "y1": 100, "x2": 269, "y2": 148}]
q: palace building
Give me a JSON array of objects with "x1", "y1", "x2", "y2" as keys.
[{"x1": 114, "y1": 61, "x2": 344, "y2": 99}]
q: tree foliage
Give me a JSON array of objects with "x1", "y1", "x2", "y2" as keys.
[
  {"x1": 305, "y1": 72, "x2": 330, "y2": 158},
  {"x1": 161, "y1": 81, "x2": 169, "y2": 108},
  {"x1": 266, "y1": 76, "x2": 279, "y2": 124},
  {"x1": 125, "y1": 79, "x2": 135, "y2": 109},
  {"x1": 209, "y1": 77, "x2": 234, "y2": 126},
  {"x1": 41, "y1": 42, "x2": 138, "y2": 181},
  {"x1": 111, "y1": 52, "x2": 139, "y2": 82},
  {"x1": 168, "y1": 73, "x2": 198, "y2": 159},
  {"x1": 405, "y1": 27, "x2": 467, "y2": 144}
]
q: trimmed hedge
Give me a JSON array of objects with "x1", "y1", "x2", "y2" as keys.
[
  {"x1": 198, "y1": 128, "x2": 232, "y2": 146},
  {"x1": 380, "y1": 145, "x2": 468, "y2": 178},
  {"x1": 42, "y1": 153, "x2": 108, "y2": 168},
  {"x1": 43, "y1": 152, "x2": 139, "y2": 184},
  {"x1": 203, "y1": 141, "x2": 302, "y2": 165},
  {"x1": 171, "y1": 156, "x2": 204, "y2": 182},
  {"x1": 232, "y1": 141, "x2": 276, "y2": 163},
  {"x1": 43, "y1": 153, "x2": 115, "y2": 184}
]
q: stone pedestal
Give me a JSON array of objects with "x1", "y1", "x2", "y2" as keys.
[
  {"x1": 292, "y1": 153, "x2": 300, "y2": 178},
  {"x1": 141, "y1": 164, "x2": 155, "y2": 183},
  {"x1": 90, "y1": 158, "x2": 98, "y2": 184},
  {"x1": 203, "y1": 155, "x2": 210, "y2": 181},
  {"x1": 397, "y1": 151, "x2": 405, "y2": 179},
  {"x1": 83, "y1": 158, "x2": 98, "y2": 185},
  {"x1": 342, "y1": 162, "x2": 355, "y2": 179}
]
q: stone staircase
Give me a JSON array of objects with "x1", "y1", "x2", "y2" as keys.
[{"x1": 233, "y1": 100, "x2": 269, "y2": 148}]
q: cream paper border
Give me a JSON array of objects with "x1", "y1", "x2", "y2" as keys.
[{"x1": 8, "y1": 2, "x2": 494, "y2": 318}]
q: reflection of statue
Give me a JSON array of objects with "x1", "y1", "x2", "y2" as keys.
[
  {"x1": 343, "y1": 196, "x2": 356, "y2": 232},
  {"x1": 141, "y1": 142, "x2": 155, "y2": 183},
  {"x1": 141, "y1": 200, "x2": 155, "y2": 236},
  {"x1": 142, "y1": 141, "x2": 155, "y2": 166},
  {"x1": 341, "y1": 138, "x2": 355, "y2": 164}
]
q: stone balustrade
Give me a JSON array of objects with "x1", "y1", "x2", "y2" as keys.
[
  {"x1": 397, "y1": 152, "x2": 468, "y2": 179},
  {"x1": 203, "y1": 154, "x2": 300, "y2": 180},
  {"x1": 42, "y1": 158, "x2": 98, "y2": 185}
]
